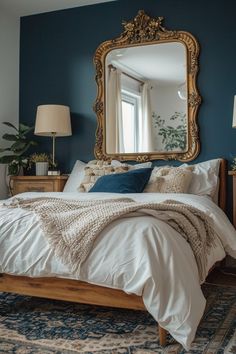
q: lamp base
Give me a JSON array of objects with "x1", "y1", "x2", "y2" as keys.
[{"x1": 48, "y1": 170, "x2": 60, "y2": 176}]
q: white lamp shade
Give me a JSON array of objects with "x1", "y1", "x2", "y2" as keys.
[
  {"x1": 34, "y1": 104, "x2": 72, "y2": 137},
  {"x1": 232, "y1": 96, "x2": 236, "y2": 128}
]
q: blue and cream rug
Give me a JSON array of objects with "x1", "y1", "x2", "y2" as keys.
[{"x1": 0, "y1": 284, "x2": 235, "y2": 353}]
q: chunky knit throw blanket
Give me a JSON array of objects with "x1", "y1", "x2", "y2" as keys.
[{"x1": 6, "y1": 197, "x2": 216, "y2": 283}]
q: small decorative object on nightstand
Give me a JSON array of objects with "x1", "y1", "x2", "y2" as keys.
[
  {"x1": 29, "y1": 153, "x2": 51, "y2": 176},
  {"x1": 10, "y1": 175, "x2": 68, "y2": 196}
]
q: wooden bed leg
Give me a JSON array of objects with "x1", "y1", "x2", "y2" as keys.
[{"x1": 158, "y1": 325, "x2": 167, "y2": 346}]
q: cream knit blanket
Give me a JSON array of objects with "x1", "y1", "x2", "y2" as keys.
[{"x1": 6, "y1": 197, "x2": 216, "y2": 283}]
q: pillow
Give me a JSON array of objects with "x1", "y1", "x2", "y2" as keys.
[
  {"x1": 180, "y1": 159, "x2": 221, "y2": 202},
  {"x1": 78, "y1": 160, "x2": 130, "y2": 192},
  {"x1": 63, "y1": 160, "x2": 86, "y2": 193},
  {"x1": 111, "y1": 160, "x2": 152, "y2": 169},
  {"x1": 144, "y1": 166, "x2": 193, "y2": 193},
  {"x1": 89, "y1": 168, "x2": 153, "y2": 193}
]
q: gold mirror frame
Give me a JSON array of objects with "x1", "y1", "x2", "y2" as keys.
[{"x1": 93, "y1": 10, "x2": 201, "y2": 162}]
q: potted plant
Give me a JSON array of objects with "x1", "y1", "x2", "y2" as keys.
[
  {"x1": 29, "y1": 153, "x2": 51, "y2": 176},
  {"x1": 0, "y1": 122, "x2": 37, "y2": 175}
]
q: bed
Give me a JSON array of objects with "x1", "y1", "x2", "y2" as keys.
[{"x1": 0, "y1": 158, "x2": 236, "y2": 350}]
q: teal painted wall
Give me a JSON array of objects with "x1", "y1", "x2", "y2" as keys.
[{"x1": 20, "y1": 0, "x2": 236, "y2": 212}]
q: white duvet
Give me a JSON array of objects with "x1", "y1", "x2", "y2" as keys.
[{"x1": 0, "y1": 192, "x2": 236, "y2": 349}]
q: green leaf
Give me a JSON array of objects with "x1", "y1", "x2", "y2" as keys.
[
  {"x1": 2, "y1": 134, "x2": 18, "y2": 141},
  {"x1": 0, "y1": 121, "x2": 37, "y2": 162},
  {"x1": 2, "y1": 122, "x2": 18, "y2": 131},
  {"x1": 8, "y1": 163, "x2": 19, "y2": 175},
  {"x1": 10, "y1": 141, "x2": 27, "y2": 152},
  {"x1": 19, "y1": 123, "x2": 34, "y2": 134},
  {"x1": 12, "y1": 155, "x2": 22, "y2": 161},
  {"x1": 0, "y1": 147, "x2": 12, "y2": 153},
  {"x1": 15, "y1": 142, "x2": 33, "y2": 156},
  {"x1": 0, "y1": 155, "x2": 18, "y2": 164}
]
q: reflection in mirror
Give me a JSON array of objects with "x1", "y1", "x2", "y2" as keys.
[
  {"x1": 94, "y1": 10, "x2": 201, "y2": 162},
  {"x1": 105, "y1": 42, "x2": 188, "y2": 154}
]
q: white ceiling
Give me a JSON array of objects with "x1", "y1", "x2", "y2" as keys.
[
  {"x1": 107, "y1": 42, "x2": 187, "y2": 85},
  {"x1": 0, "y1": 0, "x2": 115, "y2": 17}
]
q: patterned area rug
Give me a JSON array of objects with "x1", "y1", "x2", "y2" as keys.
[{"x1": 0, "y1": 284, "x2": 235, "y2": 353}]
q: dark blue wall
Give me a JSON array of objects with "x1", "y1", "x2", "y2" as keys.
[{"x1": 20, "y1": 0, "x2": 236, "y2": 212}]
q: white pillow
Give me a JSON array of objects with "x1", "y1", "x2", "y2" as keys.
[
  {"x1": 111, "y1": 160, "x2": 152, "y2": 169},
  {"x1": 63, "y1": 160, "x2": 86, "y2": 193},
  {"x1": 181, "y1": 159, "x2": 221, "y2": 202}
]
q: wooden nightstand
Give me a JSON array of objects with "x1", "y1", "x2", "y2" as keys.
[
  {"x1": 10, "y1": 175, "x2": 68, "y2": 196},
  {"x1": 228, "y1": 171, "x2": 236, "y2": 227}
]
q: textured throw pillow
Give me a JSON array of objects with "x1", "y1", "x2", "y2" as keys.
[
  {"x1": 144, "y1": 166, "x2": 193, "y2": 193},
  {"x1": 89, "y1": 168, "x2": 153, "y2": 193},
  {"x1": 78, "y1": 160, "x2": 130, "y2": 192}
]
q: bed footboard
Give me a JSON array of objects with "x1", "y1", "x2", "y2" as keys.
[{"x1": 0, "y1": 273, "x2": 167, "y2": 345}]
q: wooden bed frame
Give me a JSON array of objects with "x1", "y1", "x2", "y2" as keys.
[{"x1": 0, "y1": 159, "x2": 227, "y2": 347}]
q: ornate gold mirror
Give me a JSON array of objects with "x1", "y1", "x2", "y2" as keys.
[{"x1": 94, "y1": 10, "x2": 201, "y2": 162}]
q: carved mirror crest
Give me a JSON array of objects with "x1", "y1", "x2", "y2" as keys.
[{"x1": 94, "y1": 10, "x2": 201, "y2": 162}]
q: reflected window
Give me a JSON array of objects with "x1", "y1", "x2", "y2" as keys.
[{"x1": 121, "y1": 90, "x2": 140, "y2": 153}]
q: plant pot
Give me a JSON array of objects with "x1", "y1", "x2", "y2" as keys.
[{"x1": 35, "y1": 162, "x2": 49, "y2": 176}]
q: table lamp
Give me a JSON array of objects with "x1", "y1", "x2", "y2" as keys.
[{"x1": 34, "y1": 104, "x2": 72, "y2": 175}]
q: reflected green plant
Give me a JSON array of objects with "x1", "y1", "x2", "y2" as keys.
[{"x1": 152, "y1": 112, "x2": 187, "y2": 151}]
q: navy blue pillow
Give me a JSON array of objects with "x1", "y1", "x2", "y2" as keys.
[{"x1": 89, "y1": 168, "x2": 153, "y2": 193}]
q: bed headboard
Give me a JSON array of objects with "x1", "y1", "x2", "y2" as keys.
[{"x1": 219, "y1": 159, "x2": 227, "y2": 212}]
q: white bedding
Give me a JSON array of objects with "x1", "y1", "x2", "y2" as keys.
[{"x1": 0, "y1": 192, "x2": 236, "y2": 350}]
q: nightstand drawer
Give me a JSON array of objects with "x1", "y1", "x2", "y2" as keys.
[
  {"x1": 14, "y1": 181, "x2": 54, "y2": 194},
  {"x1": 10, "y1": 176, "x2": 68, "y2": 196}
]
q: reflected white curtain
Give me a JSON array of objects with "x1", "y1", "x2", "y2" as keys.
[
  {"x1": 139, "y1": 83, "x2": 154, "y2": 151},
  {"x1": 106, "y1": 68, "x2": 124, "y2": 153}
]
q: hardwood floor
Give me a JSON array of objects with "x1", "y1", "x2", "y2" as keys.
[{"x1": 206, "y1": 267, "x2": 236, "y2": 287}]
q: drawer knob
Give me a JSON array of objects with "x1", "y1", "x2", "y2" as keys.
[{"x1": 26, "y1": 187, "x2": 45, "y2": 192}]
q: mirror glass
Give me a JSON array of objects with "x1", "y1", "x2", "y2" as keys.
[{"x1": 105, "y1": 42, "x2": 187, "y2": 154}]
